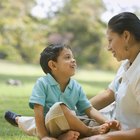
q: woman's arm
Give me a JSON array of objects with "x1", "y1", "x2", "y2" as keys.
[
  {"x1": 86, "y1": 128, "x2": 140, "y2": 140},
  {"x1": 90, "y1": 89, "x2": 115, "y2": 110}
]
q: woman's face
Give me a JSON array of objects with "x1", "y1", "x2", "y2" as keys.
[{"x1": 106, "y1": 28, "x2": 129, "y2": 61}]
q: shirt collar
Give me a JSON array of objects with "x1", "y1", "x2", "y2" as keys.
[
  {"x1": 47, "y1": 73, "x2": 73, "y2": 89},
  {"x1": 123, "y1": 60, "x2": 130, "y2": 71},
  {"x1": 47, "y1": 73, "x2": 58, "y2": 85},
  {"x1": 123, "y1": 52, "x2": 140, "y2": 76}
]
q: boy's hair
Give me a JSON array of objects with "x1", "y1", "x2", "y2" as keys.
[{"x1": 40, "y1": 43, "x2": 71, "y2": 74}]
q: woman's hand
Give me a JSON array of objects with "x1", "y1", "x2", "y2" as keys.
[
  {"x1": 88, "y1": 135, "x2": 108, "y2": 140},
  {"x1": 41, "y1": 136, "x2": 57, "y2": 140}
]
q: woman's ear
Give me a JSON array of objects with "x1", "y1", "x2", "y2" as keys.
[
  {"x1": 48, "y1": 60, "x2": 57, "y2": 71},
  {"x1": 123, "y1": 30, "x2": 135, "y2": 47},
  {"x1": 123, "y1": 30, "x2": 130, "y2": 41}
]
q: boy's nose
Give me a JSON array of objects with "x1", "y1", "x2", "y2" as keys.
[
  {"x1": 107, "y1": 45, "x2": 112, "y2": 51},
  {"x1": 72, "y1": 59, "x2": 76, "y2": 65},
  {"x1": 72, "y1": 58, "x2": 76, "y2": 62}
]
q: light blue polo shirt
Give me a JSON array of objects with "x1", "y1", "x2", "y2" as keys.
[{"x1": 29, "y1": 73, "x2": 91, "y2": 116}]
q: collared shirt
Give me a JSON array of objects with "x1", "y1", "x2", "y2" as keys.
[
  {"x1": 109, "y1": 52, "x2": 140, "y2": 130},
  {"x1": 29, "y1": 73, "x2": 91, "y2": 116}
]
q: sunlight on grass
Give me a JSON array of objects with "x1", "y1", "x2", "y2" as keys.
[
  {"x1": 74, "y1": 69, "x2": 115, "y2": 82},
  {"x1": 0, "y1": 60, "x2": 44, "y2": 76}
]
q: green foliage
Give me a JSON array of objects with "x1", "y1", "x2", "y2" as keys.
[
  {"x1": 98, "y1": 47, "x2": 120, "y2": 71},
  {"x1": 48, "y1": 0, "x2": 106, "y2": 66},
  {"x1": 0, "y1": 0, "x2": 125, "y2": 70},
  {"x1": 0, "y1": 45, "x2": 23, "y2": 62},
  {"x1": 0, "y1": 0, "x2": 48, "y2": 63}
]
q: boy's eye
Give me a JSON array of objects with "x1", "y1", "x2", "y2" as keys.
[
  {"x1": 65, "y1": 55, "x2": 71, "y2": 59},
  {"x1": 108, "y1": 39, "x2": 112, "y2": 42},
  {"x1": 66, "y1": 56, "x2": 70, "y2": 59}
]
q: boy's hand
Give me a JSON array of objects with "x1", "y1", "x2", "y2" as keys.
[{"x1": 106, "y1": 120, "x2": 121, "y2": 130}]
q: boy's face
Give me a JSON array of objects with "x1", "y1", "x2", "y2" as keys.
[{"x1": 53, "y1": 48, "x2": 77, "y2": 77}]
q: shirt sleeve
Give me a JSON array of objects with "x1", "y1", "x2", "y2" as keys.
[
  {"x1": 108, "y1": 63, "x2": 124, "y2": 95},
  {"x1": 134, "y1": 75, "x2": 140, "y2": 105},
  {"x1": 76, "y1": 86, "x2": 91, "y2": 115},
  {"x1": 29, "y1": 78, "x2": 46, "y2": 109}
]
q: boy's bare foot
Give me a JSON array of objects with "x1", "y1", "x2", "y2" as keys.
[
  {"x1": 58, "y1": 130, "x2": 80, "y2": 140},
  {"x1": 88, "y1": 123, "x2": 110, "y2": 136}
]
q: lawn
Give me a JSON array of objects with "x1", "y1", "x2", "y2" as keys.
[{"x1": 0, "y1": 60, "x2": 115, "y2": 140}]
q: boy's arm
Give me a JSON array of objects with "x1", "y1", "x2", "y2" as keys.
[
  {"x1": 85, "y1": 106, "x2": 107, "y2": 124},
  {"x1": 34, "y1": 104, "x2": 55, "y2": 140}
]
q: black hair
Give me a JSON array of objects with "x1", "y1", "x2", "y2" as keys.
[
  {"x1": 108, "y1": 12, "x2": 140, "y2": 42},
  {"x1": 40, "y1": 43, "x2": 71, "y2": 74}
]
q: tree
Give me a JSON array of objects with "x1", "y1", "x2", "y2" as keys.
[
  {"x1": 47, "y1": 0, "x2": 106, "y2": 65},
  {"x1": 0, "y1": 0, "x2": 48, "y2": 63}
]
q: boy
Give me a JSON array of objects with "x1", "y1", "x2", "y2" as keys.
[{"x1": 5, "y1": 43, "x2": 120, "y2": 140}]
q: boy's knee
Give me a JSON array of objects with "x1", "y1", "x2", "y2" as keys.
[
  {"x1": 60, "y1": 104, "x2": 76, "y2": 117},
  {"x1": 51, "y1": 102, "x2": 66, "y2": 109},
  {"x1": 60, "y1": 103, "x2": 69, "y2": 110},
  {"x1": 51, "y1": 102, "x2": 69, "y2": 114},
  {"x1": 45, "y1": 103, "x2": 70, "y2": 137}
]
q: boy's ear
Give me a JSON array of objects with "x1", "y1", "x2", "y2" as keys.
[{"x1": 48, "y1": 60, "x2": 57, "y2": 70}]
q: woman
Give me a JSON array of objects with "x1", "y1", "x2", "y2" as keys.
[{"x1": 89, "y1": 12, "x2": 140, "y2": 140}]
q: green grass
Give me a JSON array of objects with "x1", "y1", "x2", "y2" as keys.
[{"x1": 0, "y1": 60, "x2": 115, "y2": 140}]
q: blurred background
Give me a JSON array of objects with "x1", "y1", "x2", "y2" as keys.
[
  {"x1": 0, "y1": 0, "x2": 140, "y2": 139},
  {"x1": 1, "y1": 0, "x2": 140, "y2": 71}
]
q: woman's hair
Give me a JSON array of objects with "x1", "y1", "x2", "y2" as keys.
[
  {"x1": 108, "y1": 12, "x2": 140, "y2": 42},
  {"x1": 40, "y1": 43, "x2": 71, "y2": 74}
]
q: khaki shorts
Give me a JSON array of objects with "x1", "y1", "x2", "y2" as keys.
[
  {"x1": 45, "y1": 102, "x2": 70, "y2": 137},
  {"x1": 18, "y1": 102, "x2": 114, "y2": 137},
  {"x1": 18, "y1": 102, "x2": 70, "y2": 137}
]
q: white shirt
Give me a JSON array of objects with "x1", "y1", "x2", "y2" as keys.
[{"x1": 109, "y1": 52, "x2": 140, "y2": 130}]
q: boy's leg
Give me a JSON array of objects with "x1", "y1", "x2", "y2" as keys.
[
  {"x1": 4, "y1": 111, "x2": 37, "y2": 136},
  {"x1": 4, "y1": 110, "x2": 80, "y2": 139},
  {"x1": 45, "y1": 103, "x2": 108, "y2": 138},
  {"x1": 45, "y1": 102, "x2": 70, "y2": 137},
  {"x1": 18, "y1": 116, "x2": 37, "y2": 136},
  {"x1": 5, "y1": 103, "x2": 109, "y2": 138},
  {"x1": 60, "y1": 104, "x2": 108, "y2": 137}
]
